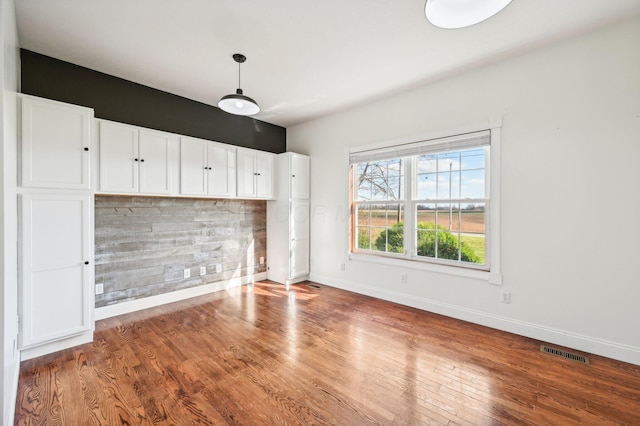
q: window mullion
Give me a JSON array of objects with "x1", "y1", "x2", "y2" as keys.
[{"x1": 404, "y1": 158, "x2": 413, "y2": 257}]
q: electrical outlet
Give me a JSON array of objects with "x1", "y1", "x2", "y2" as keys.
[
  {"x1": 340, "y1": 263, "x2": 345, "y2": 271},
  {"x1": 184, "y1": 269, "x2": 191, "y2": 279},
  {"x1": 95, "y1": 283, "x2": 104, "y2": 295},
  {"x1": 401, "y1": 273, "x2": 407, "y2": 284},
  {"x1": 501, "y1": 291, "x2": 511, "y2": 304},
  {"x1": 200, "y1": 266, "x2": 206, "y2": 276},
  {"x1": 259, "y1": 256, "x2": 265, "y2": 265},
  {"x1": 216, "y1": 263, "x2": 222, "y2": 273}
]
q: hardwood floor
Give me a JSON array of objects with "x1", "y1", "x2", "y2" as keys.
[{"x1": 15, "y1": 281, "x2": 640, "y2": 425}]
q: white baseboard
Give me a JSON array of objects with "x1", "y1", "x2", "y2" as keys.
[
  {"x1": 20, "y1": 330, "x2": 94, "y2": 361},
  {"x1": 308, "y1": 273, "x2": 640, "y2": 366},
  {"x1": 96, "y1": 273, "x2": 267, "y2": 320}
]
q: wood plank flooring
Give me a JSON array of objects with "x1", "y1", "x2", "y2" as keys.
[{"x1": 15, "y1": 281, "x2": 640, "y2": 425}]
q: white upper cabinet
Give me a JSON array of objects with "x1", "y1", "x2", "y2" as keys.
[
  {"x1": 99, "y1": 120, "x2": 178, "y2": 195},
  {"x1": 180, "y1": 136, "x2": 236, "y2": 198},
  {"x1": 236, "y1": 148, "x2": 275, "y2": 199},
  {"x1": 21, "y1": 95, "x2": 93, "y2": 190},
  {"x1": 99, "y1": 120, "x2": 138, "y2": 192},
  {"x1": 139, "y1": 129, "x2": 175, "y2": 194},
  {"x1": 290, "y1": 153, "x2": 310, "y2": 200}
]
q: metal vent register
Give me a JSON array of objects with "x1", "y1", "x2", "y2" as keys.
[{"x1": 541, "y1": 345, "x2": 590, "y2": 364}]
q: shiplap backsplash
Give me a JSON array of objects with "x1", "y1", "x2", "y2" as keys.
[{"x1": 94, "y1": 195, "x2": 266, "y2": 307}]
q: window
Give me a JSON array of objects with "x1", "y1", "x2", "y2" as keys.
[{"x1": 350, "y1": 130, "x2": 491, "y2": 270}]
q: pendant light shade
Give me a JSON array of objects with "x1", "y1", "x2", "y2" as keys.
[
  {"x1": 425, "y1": 0, "x2": 512, "y2": 29},
  {"x1": 218, "y1": 53, "x2": 260, "y2": 116}
]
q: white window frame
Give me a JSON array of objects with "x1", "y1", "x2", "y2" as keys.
[{"x1": 347, "y1": 121, "x2": 502, "y2": 284}]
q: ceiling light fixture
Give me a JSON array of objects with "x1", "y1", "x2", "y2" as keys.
[
  {"x1": 218, "y1": 53, "x2": 260, "y2": 116},
  {"x1": 425, "y1": 0, "x2": 513, "y2": 29}
]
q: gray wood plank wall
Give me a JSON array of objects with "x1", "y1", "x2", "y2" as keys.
[{"x1": 95, "y1": 195, "x2": 266, "y2": 307}]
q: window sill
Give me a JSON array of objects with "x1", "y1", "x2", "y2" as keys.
[{"x1": 348, "y1": 252, "x2": 502, "y2": 284}]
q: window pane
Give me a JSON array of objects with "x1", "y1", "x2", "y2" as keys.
[
  {"x1": 356, "y1": 159, "x2": 405, "y2": 201},
  {"x1": 417, "y1": 154, "x2": 437, "y2": 173},
  {"x1": 436, "y1": 203, "x2": 453, "y2": 232},
  {"x1": 370, "y1": 227, "x2": 386, "y2": 252},
  {"x1": 356, "y1": 205, "x2": 371, "y2": 227},
  {"x1": 438, "y1": 151, "x2": 460, "y2": 172},
  {"x1": 387, "y1": 170, "x2": 401, "y2": 200},
  {"x1": 460, "y1": 148, "x2": 485, "y2": 171},
  {"x1": 460, "y1": 203, "x2": 485, "y2": 264},
  {"x1": 460, "y1": 169, "x2": 485, "y2": 199},
  {"x1": 356, "y1": 227, "x2": 371, "y2": 250},
  {"x1": 450, "y1": 172, "x2": 461, "y2": 199},
  {"x1": 416, "y1": 173, "x2": 436, "y2": 199},
  {"x1": 416, "y1": 203, "x2": 436, "y2": 258},
  {"x1": 371, "y1": 177, "x2": 387, "y2": 200},
  {"x1": 437, "y1": 231, "x2": 460, "y2": 261},
  {"x1": 416, "y1": 228, "x2": 435, "y2": 258},
  {"x1": 416, "y1": 203, "x2": 436, "y2": 226},
  {"x1": 460, "y1": 203, "x2": 485, "y2": 234},
  {"x1": 437, "y1": 173, "x2": 451, "y2": 200}
]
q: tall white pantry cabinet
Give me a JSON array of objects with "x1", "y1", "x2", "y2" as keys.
[
  {"x1": 267, "y1": 152, "x2": 310, "y2": 286},
  {"x1": 18, "y1": 95, "x2": 95, "y2": 360}
]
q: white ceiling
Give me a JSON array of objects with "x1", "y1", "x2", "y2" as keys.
[{"x1": 15, "y1": 0, "x2": 640, "y2": 128}]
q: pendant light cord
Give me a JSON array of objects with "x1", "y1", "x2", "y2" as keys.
[{"x1": 238, "y1": 61, "x2": 241, "y2": 89}]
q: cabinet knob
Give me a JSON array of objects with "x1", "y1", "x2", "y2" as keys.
[
  {"x1": 208, "y1": 167, "x2": 212, "y2": 170},
  {"x1": 204, "y1": 167, "x2": 208, "y2": 170},
  {"x1": 84, "y1": 147, "x2": 89, "y2": 152},
  {"x1": 134, "y1": 158, "x2": 138, "y2": 162},
  {"x1": 292, "y1": 174, "x2": 296, "y2": 178},
  {"x1": 84, "y1": 261, "x2": 90, "y2": 265},
  {"x1": 140, "y1": 159, "x2": 145, "y2": 162}
]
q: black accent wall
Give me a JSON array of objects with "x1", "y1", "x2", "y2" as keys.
[{"x1": 20, "y1": 50, "x2": 286, "y2": 153}]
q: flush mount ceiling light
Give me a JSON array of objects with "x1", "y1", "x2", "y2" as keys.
[
  {"x1": 218, "y1": 53, "x2": 260, "y2": 116},
  {"x1": 425, "y1": 0, "x2": 513, "y2": 29}
]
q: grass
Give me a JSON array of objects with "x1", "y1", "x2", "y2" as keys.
[{"x1": 460, "y1": 235, "x2": 485, "y2": 264}]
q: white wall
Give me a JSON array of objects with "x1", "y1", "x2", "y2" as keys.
[
  {"x1": 1, "y1": 0, "x2": 20, "y2": 423},
  {"x1": 288, "y1": 17, "x2": 640, "y2": 365}
]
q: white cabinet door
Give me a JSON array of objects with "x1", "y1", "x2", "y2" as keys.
[
  {"x1": 255, "y1": 151, "x2": 274, "y2": 199},
  {"x1": 290, "y1": 153, "x2": 310, "y2": 199},
  {"x1": 236, "y1": 148, "x2": 257, "y2": 197},
  {"x1": 208, "y1": 142, "x2": 236, "y2": 197},
  {"x1": 180, "y1": 137, "x2": 208, "y2": 196},
  {"x1": 20, "y1": 193, "x2": 92, "y2": 348},
  {"x1": 99, "y1": 121, "x2": 139, "y2": 192},
  {"x1": 21, "y1": 96, "x2": 92, "y2": 189},
  {"x1": 100, "y1": 121, "x2": 177, "y2": 195},
  {"x1": 139, "y1": 129, "x2": 173, "y2": 195},
  {"x1": 289, "y1": 200, "x2": 310, "y2": 278}
]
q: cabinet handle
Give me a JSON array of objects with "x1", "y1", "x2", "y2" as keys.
[
  {"x1": 84, "y1": 147, "x2": 89, "y2": 152},
  {"x1": 84, "y1": 261, "x2": 90, "y2": 265}
]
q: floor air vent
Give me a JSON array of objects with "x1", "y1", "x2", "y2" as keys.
[
  {"x1": 306, "y1": 284, "x2": 322, "y2": 289},
  {"x1": 541, "y1": 345, "x2": 590, "y2": 364}
]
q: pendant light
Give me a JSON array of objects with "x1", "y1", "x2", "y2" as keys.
[
  {"x1": 425, "y1": 0, "x2": 512, "y2": 29},
  {"x1": 218, "y1": 53, "x2": 260, "y2": 116}
]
